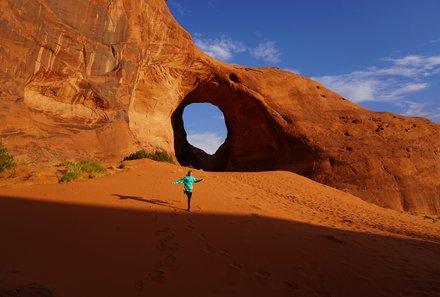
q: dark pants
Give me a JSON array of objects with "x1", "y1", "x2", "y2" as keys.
[{"x1": 184, "y1": 190, "x2": 192, "y2": 210}]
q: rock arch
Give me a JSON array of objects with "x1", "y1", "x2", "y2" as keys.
[{"x1": 172, "y1": 76, "x2": 320, "y2": 173}]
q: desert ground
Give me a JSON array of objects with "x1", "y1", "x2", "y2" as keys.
[{"x1": 1, "y1": 159, "x2": 440, "y2": 297}]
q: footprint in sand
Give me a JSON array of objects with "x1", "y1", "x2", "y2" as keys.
[
  {"x1": 157, "y1": 238, "x2": 179, "y2": 252},
  {"x1": 203, "y1": 244, "x2": 216, "y2": 255},
  {"x1": 156, "y1": 228, "x2": 174, "y2": 239},
  {"x1": 197, "y1": 233, "x2": 207, "y2": 241},
  {"x1": 284, "y1": 281, "x2": 299, "y2": 290},
  {"x1": 220, "y1": 249, "x2": 231, "y2": 257},
  {"x1": 185, "y1": 224, "x2": 195, "y2": 231},
  {"x1": 341, "y1": 219, "x2": 353, "y2": 224},
  {"x1": 147, "y1": 255, "x2": 179, "y2": 287},
  {"x1": 319, "y1": 235, "x2": 345, "y2": 244},
  {"x1": 157, "y1": 254, "x2": 179, "y2": 271},
  {"x1": 156, "y1": 227, "x2": 180, "y2": 252},
  {"x1": 230, "y1": 261, "x2": 242, "y2": 270},
  {"x1": 148, "y1": 270, "x2": 167, "y2": 283},
  {"x1": 135, "y1": 280, "x2": 144, "y2": 291},
  {"x1": 255, "y1": 269, "x2": 271, "y2": 281},
  {"x1": 184, "y1": 218, "x2": 195, "y2": 231},
  {"x1": 0, "y1": 283, "x2": 53, "y2": 297}
]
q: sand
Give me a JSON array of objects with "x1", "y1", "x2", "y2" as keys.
[{"x1": 1, "y1": 159, "x2": 439, "y2": 297}]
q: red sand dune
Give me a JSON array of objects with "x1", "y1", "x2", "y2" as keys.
[{"x1": 1, "y1": 159, "x2": 440, "y2": 297}]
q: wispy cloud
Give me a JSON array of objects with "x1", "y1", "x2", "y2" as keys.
[
  {"x1": 428, "y1": 38, "x2": 440, "y2": 45},
  {"x1": 403, "y1": 101, "x2": 440, "y2": 121},
  {"x1": 313, "y1": 55, "x2": 440, "y2": 103},
  {"x1": 194, "y1": 34, "x2": 282, "y2": 65},
  {"x1": 383, "y1": 55, "x2": 440, "y2": 74},
  {"x1": 187, "y1": 132, "x2": 225, "y2": 155},
  {"x1": 384, "y1": 82, "x2": 428, "y2": 100},
  {"x1": 193, "y1": 34, "x2": 246, "y2": 62},
  {"x1": 251, "y1": 41, "x2": 281, "y2": 64},
  {"x1": 315, "y1": 75, "x2": 380, "y2": 102}
]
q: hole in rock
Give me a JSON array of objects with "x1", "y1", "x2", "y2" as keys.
[
  {"x1": 182, "y1": 103, "x2": 227, "y2": 155},
  {"x1": 171, "y1": 78, "x2": 320, "y2": 174},
  {"x1": 229, "y1": 73, "x2": 239, "y2": 83}
]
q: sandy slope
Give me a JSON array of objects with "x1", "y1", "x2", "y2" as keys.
[{"x1": 0, "y1": 159, "x2": 439, "y2": 297}]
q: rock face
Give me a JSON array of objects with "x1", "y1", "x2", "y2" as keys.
[{"x1": 0, "y1": 0, "x2": 439, "y2": 213}]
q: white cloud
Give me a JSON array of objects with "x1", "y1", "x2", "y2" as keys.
[
  {"x1": 194, "y1": 34, "x2": 246, "y2": 62},
  {"x1": 251, "y1": 41, "x2": 281, "y2": 64},
  {"x1": 187, "y1": 132, "x2": 225, "y2": 155},
  {"x1": 315, "y1": 75, "x2": 380, "y2": 102},
  {"x1": 384, "y1": 82, "x2": 428, "y2": 99},
  {"x1": 313, "y1": 55, "x2": 440, "y2": 103},
  {"x1": 193, "y1": 34, "x2": 284, "y2": 66},
  {"x1": 404, "y1": 102, "x2": 440, "y2": 121},
  {"x1": 428, "y1": 38, "x2": 440, "y2": 45},
  {"x1": 384, "y1": 55, "x2": 440, "y2": 70}
]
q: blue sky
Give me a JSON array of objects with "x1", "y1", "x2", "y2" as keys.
[{"x1": 168, "y1": 0, "x2": 440, "y2": 154}]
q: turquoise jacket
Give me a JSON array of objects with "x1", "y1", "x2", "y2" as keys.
[{"x1": 174, "y1": 175, "x2": 202, "y2": 192}]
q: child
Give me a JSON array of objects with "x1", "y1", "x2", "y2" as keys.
[{"x1": 173, "y1": 170, "x2": 203, "y2": 212}]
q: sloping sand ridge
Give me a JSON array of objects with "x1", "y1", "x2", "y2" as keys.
[{"x1": 1, "y1": 159, "x2": 439, "y2": 297}]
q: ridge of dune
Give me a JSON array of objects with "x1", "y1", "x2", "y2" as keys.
[{"x1": 1, "y1": 159, "x2": 439, "y2": 296}]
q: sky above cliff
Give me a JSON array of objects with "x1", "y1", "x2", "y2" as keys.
[{"x1": 168, "y1": 0, "x2": 440, "y2": 154}]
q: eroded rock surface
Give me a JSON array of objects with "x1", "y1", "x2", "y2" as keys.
[{"x1": 1, "y1": 0, "x2": 439, "y2": 213}]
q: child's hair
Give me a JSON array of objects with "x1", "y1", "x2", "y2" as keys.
[{"x1": 187, "y1": 170, "x2": 192, "y2": 176}]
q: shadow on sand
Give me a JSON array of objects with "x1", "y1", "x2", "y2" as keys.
[
  {"x1": 1, "y1": 195, "x2": 439, "y2": 297},
  {"x1": 112, "y1": 194, "x2": 187, "y2": 211}
]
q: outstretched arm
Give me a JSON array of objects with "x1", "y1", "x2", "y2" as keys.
[{"x1": 173, "y1": 178, "x2": 184, "y2": 184}]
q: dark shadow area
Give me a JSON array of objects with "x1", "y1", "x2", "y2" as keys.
[
  {"x1": 112, "y1": 194, "x2": 186, "y2": 211},
  {"x1": 1, "y1": 195, "x2": 440, "y2": 297}
]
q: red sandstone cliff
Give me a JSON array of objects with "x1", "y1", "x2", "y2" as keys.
[{"x1": 0, "y1": 0, "x2": 439, "y2": 213}]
